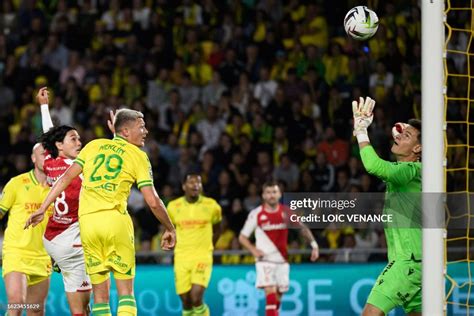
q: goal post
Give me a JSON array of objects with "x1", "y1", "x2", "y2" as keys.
[{"x1": 422, "y1": 1, "x2": 445, "y2": 315}]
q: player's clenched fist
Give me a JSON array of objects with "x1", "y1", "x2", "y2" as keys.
[
  {"x1": 36, "y1": 87, "x2": 49, "y2": 105},
  {"x1": 161, "y1": 229, "x2": 176, "y2": 250}
]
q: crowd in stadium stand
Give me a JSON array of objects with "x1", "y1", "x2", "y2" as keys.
[{"x1": 0, "y1": 0, "x2": 429, "y2": 262}]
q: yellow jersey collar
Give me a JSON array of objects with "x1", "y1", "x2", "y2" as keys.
[
  {"x1": 183, "y1": 195, "x2": 202, "y2": 205},
  {"x1": 29, "y1": 169, "x2": 39, "y2": 185},
  {"x1": 113, "y1": 135, "x2": 128, "y2": 142}
]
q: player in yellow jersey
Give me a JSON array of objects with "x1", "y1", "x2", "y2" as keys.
[
  {"x1": 26, "y1": 109, "x2": 176, "y2": 316},
  {"x1": 167, "y1": 174, "x2": 222, "y2": 316},
  {"x1": 1, "y1": 144, "x2": 53, "y2": 316}
]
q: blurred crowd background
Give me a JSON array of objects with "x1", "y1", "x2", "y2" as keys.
[{"x1": 0, "y1": 0, "x2": 432, "y2": 263}]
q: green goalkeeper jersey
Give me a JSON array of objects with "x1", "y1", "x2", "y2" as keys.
[{"x1": 360, "y1": 145, "x2": 422, "y2": 262}]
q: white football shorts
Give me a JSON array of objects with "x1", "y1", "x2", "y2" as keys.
[
  {"x1": 255, "y1": 261, "x2": 290, "y2": 293},
  {"x1": 43, "y1": 222, "x2": 91, "y2": 292}
]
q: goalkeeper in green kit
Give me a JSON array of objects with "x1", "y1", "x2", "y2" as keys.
[{"x1": 352, "y1": 97, "x2": 422, "y2": 316}]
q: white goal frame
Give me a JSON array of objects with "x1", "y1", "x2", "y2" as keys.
[{"x1": 422, "y1": 1, "x2": 445, "y2": 315}]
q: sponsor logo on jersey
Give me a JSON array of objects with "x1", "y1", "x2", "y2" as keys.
[{"x1": 260, "y1": 223, "x2": 287, "y2": 231}]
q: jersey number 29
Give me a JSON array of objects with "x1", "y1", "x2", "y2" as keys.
[{"x1": 89, "y1": 154, "x2": 123, "y2": 182}]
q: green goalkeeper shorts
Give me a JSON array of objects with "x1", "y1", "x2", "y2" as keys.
[{"x1": 366, "y1": 259, "x2": 422, "y2": 314}]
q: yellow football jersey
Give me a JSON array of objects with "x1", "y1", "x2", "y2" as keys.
[
  {"x1": 168, "y1": 195, "x2": 222, "y2": 260},
  {"x1": 75, "y1": 136, "x2": 153, "y2": 217},
  {"x1": 0, "y1": 170, "x2": 52, "y2": 258}
]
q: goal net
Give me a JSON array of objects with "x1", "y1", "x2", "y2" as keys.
[{"x1": 444, "y1": 0, "x2": 474, "y2": 314}]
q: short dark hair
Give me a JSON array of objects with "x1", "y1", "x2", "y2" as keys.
[
  {"x1": 38, "y1": 125, "x2": 76, "y2": 158},
  {"x1": 182, "y1": 173, "x2": 201, "y2": 184},
  {"x1": 408, "y1": 118, "x2": 421, "y2": 143},
  {"x1": 262, "y1": 180, "x2": 280, "y2": 190}
]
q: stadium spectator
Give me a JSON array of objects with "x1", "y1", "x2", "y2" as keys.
[
  {"x1": 273, "y1": 153, "x2": 300, "y2": 191},
  {"x1": 253, "y1": 65, "x2": 278, "y2": 108},
  {"x1": 196, "y1": 105, "x2": 225, "y2": 154},
  {"x1": 252, "y1": 151, "x2": 273, "y2": 187},
  {"x1": 215, "y1": 217, "x2": 235, "y2": 251},
  {"x1": 50, "y1": 95, "x2": 73, "y2": 126},
  {"x1": 42, "y1": 34, "x2": 69, "y2": 73},
  {"x1": 243, "y1": 182, "x2": 261, "y2": 212},
  {"x1": 201, "y1": 70, "x2": 227, "y2": 107},
  {"x1": 317, "y1": 127, "x2": 350, "y2": 168}
]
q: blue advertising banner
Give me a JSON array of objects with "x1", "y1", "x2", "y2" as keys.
[{"x1": 0, "y1": 263, "x2": 469, "y2": 315}]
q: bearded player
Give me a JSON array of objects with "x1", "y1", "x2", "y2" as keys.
[
  {"x1": 352, "y1": 97, "x2": 422, "y2": 316},
  {"x1": 239, "y1": 180, "x2": 319, "y2": 316}
]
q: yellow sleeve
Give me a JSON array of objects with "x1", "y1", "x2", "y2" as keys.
[
  {"x1": 74, "y1": 143, "x2": 90, "y2": 168},
  {"x1": 212, "y1": 199, "x2": 222, "y2": 224},
  {"x1": 0, "y1": 179, "x2": 16, "y2": 214},
  {"x1": 136, "y1": 151, "x2": 154, "y2": 190},
  {"x1": 167, "y1": 200, "x2": 176, "y2": 224}
]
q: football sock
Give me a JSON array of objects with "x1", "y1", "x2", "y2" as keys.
[
  {"x1": 266, "y1": 292, "x2": 278, "y2": 316},
  {"x1": 92, "y1": 303, "x2": 111, "y2": 316},
  {"x1": 117, "y1": 295, "x2": 137, "y2": 316},
  {"x1": 193, "y1": 303, "x2": 210, "y2": 316}
]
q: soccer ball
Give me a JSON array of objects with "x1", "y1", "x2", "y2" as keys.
[{"x1": 344, "y1": 6, "x2": 379, "y2": 41}]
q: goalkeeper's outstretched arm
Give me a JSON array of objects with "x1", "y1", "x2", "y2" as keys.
[{"x1": 352, "y1": 97, "x2": 419, "y2": 186}]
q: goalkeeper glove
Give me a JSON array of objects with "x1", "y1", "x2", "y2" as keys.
[
  {"x1": 352, "y1": 96, "x2": 376, "y2": 143},
  {"x1": 392, "y1": 122, "x2": 409, "y2": 140}
]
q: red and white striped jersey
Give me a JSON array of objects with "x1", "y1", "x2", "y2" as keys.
[
  {"x1": 43, "y1": 152, "x2": 81, "y2": 241},
  {"x1": 240, "y1": 204, "x2": 289, "y2": 263}
]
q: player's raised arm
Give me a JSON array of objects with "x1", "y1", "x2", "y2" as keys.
[
  {"x1": 37, "y1": 87, "x2": 54, "y2": 133},
  {"x1": 24, "y1": 162, "x2": 82, "y2": 229},
  {"x1": 352, "y1": 97, "x2": 421, "y2": 185},
  {"x1": 140, "y1": 186, "x2": 176, "y2": 250}
]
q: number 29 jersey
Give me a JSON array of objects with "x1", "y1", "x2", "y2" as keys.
[
  {"x1": 74, "y1": 135, "x2": 154, "y2": 217},
  {"x1": 43, "y1": 152, "x2": 82, "y2": 241}
]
